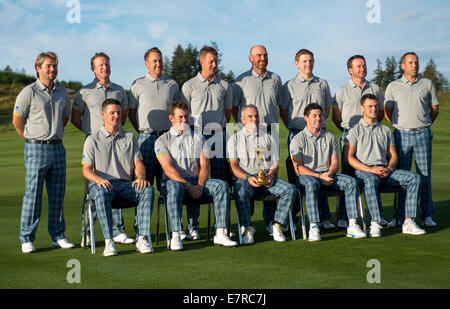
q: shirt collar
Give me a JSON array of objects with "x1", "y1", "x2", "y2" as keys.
[
  {"x1": 100, "y1": 126, "x2": 125, "y2": 138},
  {"x1": 348, "y1": 78, "x2": 370, "y2": 89},
  {"x1": 295, "y1": 74, "x2": 318, "y2": 83},
  {"x1": 302, "y1": 127, "x2": 324, "y2": 139},
  {"x1": 401, "y1": 74, "x2": 421, "y2": 84},
  {"x1": 146, "y1": 73, "x2": 165, "y2": 82},
  {"x1": 94, "y1": 78, "x2": 112, "y2": 89},
  {"x1": 196, "y1": 72, "x2": 218, "y2": 84},
  {"x1": 251, "y1": 68, "x2": 270, "y2": 80},
  {"x1": 35, "y1": 78, "x2": 55, "y2": 93},
  {"x1": 358, "y1": 117, "x2": 380, "y2": 129}
]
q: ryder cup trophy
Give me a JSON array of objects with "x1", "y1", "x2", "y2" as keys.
[{"x1": 252, "y1": 143, "x2": 271, "y2": 185}]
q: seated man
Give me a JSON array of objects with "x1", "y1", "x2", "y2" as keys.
[
  {"x1": 82, "y1": 99, "x2": 154, "y2": 256},
  {"x1": 291, "y1": 103, "x2": 366, "y2": 241},
  {"x1": 228, "y1": 105, "x2": 296, "y2": 245},
  {"x1": 155, "y1": 101, "x2": 237, "y2": 251},
  {"x1": 345, "y1": 93, "x2": 425, "y2": 237}
]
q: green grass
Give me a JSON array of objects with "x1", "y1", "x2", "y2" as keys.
[{"x1": 0, "y1": 89, "x2": 449, "y2": 289}]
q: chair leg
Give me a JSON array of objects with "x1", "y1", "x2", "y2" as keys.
[
  {"x1": 288, "y1": 209, "x2": 296, "y2": 240},
  {"x1": 298, "y1": 189, "x2": 307, "y2": 240},
  {"x1": 335, "y1": 194, "x2": 340, "y2": 231},
  {"x1": 394, "y1": 192, "x2": 399, "y2": 226},
  {"x1": 207, "y1": 203, "x2": 211, "y2": 242},
  {"x1": 163, "y1": 200, "x2": 170, "y2": 250},
  {"x1": 358, "y1": 194, "x2": 367, "y2": 234},
  {"x1": 237, "y1": 212, "x2": 242, "y2": 245},
  {"x1": 156, "y1": 198, "x2": 160, "y2": 245},
  {"x1": 88, "y1": 201, "x2": 95, "y2": 254},
  {"x1": 83, "y1": 195, "x2": 88, "y2": 249}
]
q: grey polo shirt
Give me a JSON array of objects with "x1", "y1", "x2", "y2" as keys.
[
  {"x1": 227, "y1": 128, "x2": 279, "y2": 175},
  {"x1": 289, "y1": 128, "x2": 338, "y2": 173},
  {"x1": 155, "y1": 127, "x2": 209, "y2": 181},
  {"x1": 334, "y1": 79, "x2": 384, "y2": 129},
  {"x1": 82, "y1": 127, "x2": 142, "y2": 181},
  {"x1": 180, "y1": 73, "x2": 232, "y2": 128},
  {"x1": 233, "y1": 69, "x2": 283, "y2": 124},
  {"x1": 346, "y1": 118, "x2": 394, "y2": 166},
  {"x1": 281, "y1": 74, "x2": 332, "y2": 130},
  {"x1": 14, "y1": 79, "x2": 71, "y2": 141},
  {"x1": 129, "y1": 74, "x2": 179, "y2": 132},
  {"x1": 73, "y1": 79, "x2": 128, "y2": 134},
  {"x1": 384, "y1": 75, "x2": 439, "y2": 130}
]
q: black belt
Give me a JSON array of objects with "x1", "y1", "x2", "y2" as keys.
[
  {"x1": 25, "y1": 139, "x2": 61, "y2": 145},
  {"x1": 140, "y1": 129, "x2": 168, "y2": 136}
]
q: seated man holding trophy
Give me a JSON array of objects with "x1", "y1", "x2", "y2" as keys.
[{"x1": 228, "y1": 105, "x2": 296, "y2": 245}]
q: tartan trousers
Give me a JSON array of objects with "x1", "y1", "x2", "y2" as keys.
[
  {"x1": 20, "y1": 142, "x2": 67, "y2": 244},
  {"x1": 234, "y1": 177, "x2": 295, "y2": 228},
  {"x1": 88, "y1": 180, "x2": 154, "y2": 240},
  {"x1": 160, "y1": 178, "x2": 230, "y2": 232},
  {"x1": 355, "y1": 169, "x2": 420, "y2": 221},
  {"x1": 287, "y1": 129, "x2": 332, "y2": 223},
  {"x1": 394, "y1": 127, "x2": 433, "y2": 220},
  {"x1": 296, "y1": 174, "x2": 359, "y2": 224}
]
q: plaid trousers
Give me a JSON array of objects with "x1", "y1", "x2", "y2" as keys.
[
  {"x1": 355, "y1": 169, "x2": 420, "y2": 221},
  {"x1": 394, "y1": 127, "x2": 433, "y2": 220},
  {"x1": 234, "y1": 177, "x2": 295, "y2": 228},
  {"x1": 161, "y1": 178, "x2": 230, "y2": 232},
  {"x1": 88, "y1": 180, "x2": 154, "y2": 240},
  {"x1": 20, "y1": 142, "x2": 67, "y2": 244},
  {"x1": 288, "y1": 129, "x2": 332, "y2": 222},
  {"x1": 296, "y1": 174, "x2": 359, "y2": 224}
]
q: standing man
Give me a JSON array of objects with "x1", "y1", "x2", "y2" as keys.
[
  {"x1": 281, "y1": 49, "x2": 333, "y2": 229},
  {"x1": 155, "y1": 101, "x2": 237, "y2": 251},
  {"x1": 385, "y1": 52, "x2": 439, "y2": 227},
  {"x1": 232, "y1": 45, "x2": 283, "y2": 231},
  {"x1": 332, "y1": 55, "x2": 386, "y2": 228},
  {"x1": 12, "y1": 52, "x2": 74, "y2": 253},
  {"x1": 228, "y1": 105, "x2": 296, "y2": 244},
  {"x1": 82, "y1": 99, "x2": 154, "y2": 256},
  {"x1": 346, "y1": 94, "x2": 426, "y2": 237},
  {"x1": 71, "y1": 52, "x2": 133, "y2": 245},
  {"x1": 291, "y1": 104, "x2": 366, "y2": 241},
  {"x1": 180, "y1": 46, "x2": 233, "y2": 238},
  {"x1": 129, "y1": 47, "x2": 179, "y2": 188}
]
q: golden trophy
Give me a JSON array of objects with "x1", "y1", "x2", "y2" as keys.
[{"x1": 252, "y1": 143, "x2": 271, "y2": 185}]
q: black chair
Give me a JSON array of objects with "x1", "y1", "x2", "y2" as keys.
[{"x1": 82, "y1": 181, "x2": 138, "y2": 255}]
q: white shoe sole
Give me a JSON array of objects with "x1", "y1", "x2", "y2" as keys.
[
  {"x1": 346, "y1": 233, "x2": 367, "y2": 239},
  {"x1": 52, "y1": 242, "x2": 75, "y2": 249}
]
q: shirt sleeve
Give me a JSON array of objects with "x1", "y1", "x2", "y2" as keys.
[
  {"x1": 72, "y1": 89, "x2": 86, "y2": 113},
  {"x1": 154, "y1": 135, "x2": 170, "y2": 158},
  {"x1": 63, "y1": 88, "x2": 71, "y2": 118},
  {"x1": 180, "y1": 82, "x2": 191, "y2": 106},
  {"x1": 120, "y1": 88, "x2": 128, "y2": 110},
  {"x1": 171, "y1": 81, "x2": 180, "y2": 102},
  {"x1": 227, "y1": 134, "x2": 238, "y2": 160},
  {"x1": 346, "y1": 127, "x2": 357, "y2": 146},
  {"x1": 384, "y1": 83, "x2": 395, "y2": 108},
  {"x1": 331, "y1": 134, "x2": 338, "y2": 155},
  {"x1": 128, "y1": 81, "x2": 139, "y2": 110},
  {"x1": 289, "y1": 135, "x2": 302, "y2": 160},
  {"x1": 280, "y1": 82, "x2": 291, "y2": 110},
  {"x1": 275, "y1": 76, "x2": 283, "y2": 106},
  {"x1": 324, "y1": 81, "x2": 332, "y2": 110},
  {"x1": 334, "y1": 88, "x2": 343, "y2": 109},
  {"x1": 13, "y1": 86, "x2": 31, "y2": 118},
  {"x1": 429, "y1": 81, "x2": 439, "y2": 106},
  {"x1": 82, "y1": 136, "x2": 95, "y2": 166},
  {"x1": 131, "y1": 135, "x2": 143, "y2": 161},
  {"x1": 232, "y1": 81, "x2": 243, "y2": 108},
  {"x1": 224, "y1": 82, "x2": 233, "y2": 110}
]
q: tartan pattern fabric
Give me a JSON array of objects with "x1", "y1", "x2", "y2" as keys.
[
  {"x1": 234, "y1": 177, "x2": 295, "y2": 228},
  {"x1": 394, "y1": 127, "x2": 433, "y2": 220},
  {"x1": 160, "y1": 178, "x2": 230, "y2": 232},
  {"x1": 20, "y1": 143, "x2": 67, "y2": 243},
  {"x1": 138, "y1": 133, "x2": 163, "y2": 188},
  {"x1": 356, "y1": 169, "x2": 420, "y2": 221},
  {"x1": 88, "y1": 180, "x2": 154, "y2": 239},
  {"x1": 296, "y1": 174, "x2": 359, "y2": 224}
]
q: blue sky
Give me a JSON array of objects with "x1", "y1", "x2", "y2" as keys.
[{"x1": 1, "y1": 0, "x2": 449, "y2": 94}]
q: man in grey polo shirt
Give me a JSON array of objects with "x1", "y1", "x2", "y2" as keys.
[
  {"x1": 71, "y1": 52, "x2": 133, "y2": 246},
  {"x1": 346, "y1": 93, "x2": 426, "y2": 237},
  {"x1": 155, "y1": 101, "x2": 237, "y2": 251},
  {"x1": 180, "y1": 46, "x2": 233, "y2": 238},
  {"x1": 232, "y1": 45, "x2": 283, "y2": 231},
  {"x1": 385, "y1": 52, "x2": 439, "y2": 227},
  {"x1": 281, "y1": 48, "x2": 333, "y2": 229},
  {"x1": 290, "y1": 103, "x2": 366, "y2": 241},
  {"x1": 12, "y1": 52, "x2": 74, "y2": 253},
  {"x1": 82, "y1": 99, "x2": 154, "y2": 256},
  {"x1": 332, "y1": 55, "x2": 386, "y2": 228},
  {"x1": 129, "y1": 47, "x2": 179, "y2": 187},
  {"x1": 228, "y1": 105, "x2": 296, "y2": 244}
]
